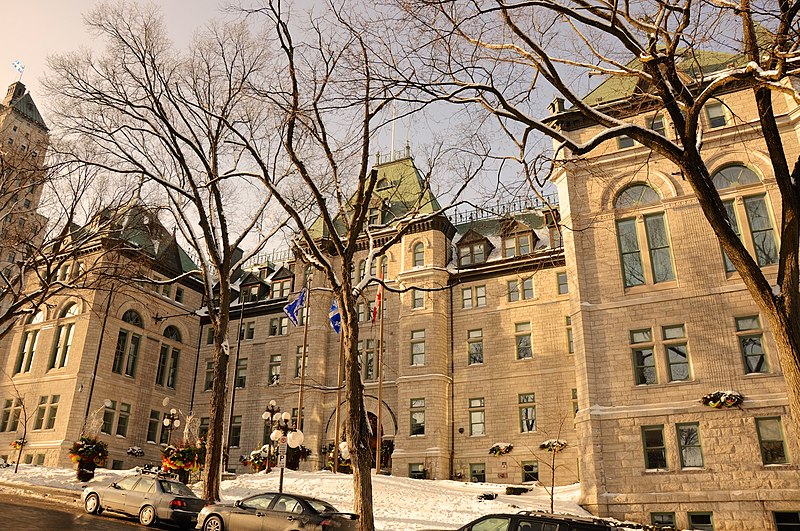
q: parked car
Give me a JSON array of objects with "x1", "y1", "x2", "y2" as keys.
[
  {"x1": 196, "y1": 492, "x2": 359, "y2": 531},
  {"x1": 81, "y1": 468, "x2": 206, "y2": 527},
  {"x1": 425, "y1": 511, "x2": 614, "y2": 531}
]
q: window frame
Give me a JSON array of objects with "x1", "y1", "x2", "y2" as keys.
[
  {"x1": 663, "y1": 324, "x2": 691, "y2": 382},
  {"x1": 676, "y1": 422, "x2": 704, "y2": 468},
  {"x1": 515, "y1": 322, "x2": 532, "y2": 360},
  {"x1": 642, "y1": 424, "x2": 668, "y2": 470},
  {"x1": 411, "y1": 330, "x2": 425, "y2": 366},
  {"x1": 736, "y1": 315, "x2": 769, "y2": 374},
  {"x1": 518, "y1": 393, "x2": 536, "y2": 433},
  {"x1": 469, "y1": 397, "x2": 486, "y2": 436},
  {"x1": 756, "y1": 416, "x2": 789, "y2": 465},
  {"x1": 410, "y1": 398, "x2": 425, "y2": 436},
  {"x1": 467, "y1": 329, "x2": 484, "y2": 365}
]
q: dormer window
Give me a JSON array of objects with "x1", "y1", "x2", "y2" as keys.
[
  {"x1": 503, "y1": 233, "x2": 531, "y2": 258},
  {"x1": 270, "y1": 279, "x2": 292, "y2": 299},
  {"x1": 242, "y1": 285, "x2": 261, "y2": 303},
  {"x1": 459, "y1": 242, "x2": 486, "y2": 267},
  {"x1": 368, "y1": 208, "x2": 380, "y2": 226},
  {"x1": 650, "y1": 114, "x2": 665, "y2": 136}
]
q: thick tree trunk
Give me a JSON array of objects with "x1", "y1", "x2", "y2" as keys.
[
  {"x1": 203, "y1": 313, "x2": 230, "y2": 502},
  {"x1": 342, "y1": 292, "x2": 375, "y2": 531},
  {"x1": 765, "y1": 308, "x2": 800, "y2": 440}
]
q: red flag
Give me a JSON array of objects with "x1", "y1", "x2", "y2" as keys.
[{"x1": 371, "y1": 277, "x2": 383, "y2": 324}]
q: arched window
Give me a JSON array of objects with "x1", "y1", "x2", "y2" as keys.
[
  {"x1": 121, "y1": 309, "x2": 143, "y2": 328},
  {"x1": 163, "y1": 326, "x2": 182, "y2": 343},
  {"x1": 614, "y1": 184, "x2": 661, "y2": 209},
  {"x1": 413, "y1": 243, "x2": 424, "y2": 267},
  {"x1": 59, "y1": 303, "x2": 79, "y2": 319},
  {"x1": 27, "y1": 310, "x2": 44, "y2": 325},
  {"x1": 711, "y1": 165, "x2": 760, "y2": 190}
]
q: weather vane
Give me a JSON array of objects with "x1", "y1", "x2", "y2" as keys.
[{"x1": 11, "y1": 60, "x2": 25, "y2": 81}]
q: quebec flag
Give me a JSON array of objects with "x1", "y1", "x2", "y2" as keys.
[
  {"x1": 329, "y1": 300, "x2": 341, "y2": 334},
  {"x1": 282, "y1": 288, "x2": 306, "y2": 327}
]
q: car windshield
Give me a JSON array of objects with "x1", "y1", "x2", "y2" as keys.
[
  {"x1": 159, "y1": 480, "x2": 197, "y2": 497},
  {"x1": 307, "y1": 498, "x2": 338, "y2": 514}
]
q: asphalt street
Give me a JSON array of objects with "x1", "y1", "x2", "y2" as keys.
[{"x1": 0, "y1": 494, "x2": 145, "y2": 530}]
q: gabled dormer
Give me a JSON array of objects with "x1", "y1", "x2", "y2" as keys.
[
  {"x1": 499, "y1": 218, "x2": 537, "y2": 259},
  {"x1": 239, "y1": 271, "x2": 269, "y2": 303},
  {"x1": 456, "y1": 229, "x2": 493, "y2": 267},
  {"x1": 268, "y1": 265, "x2": 294, "y2": 299}
]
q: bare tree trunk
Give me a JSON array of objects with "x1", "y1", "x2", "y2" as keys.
[{"x1": 203, "y1": 325, "x2": 230, "y2": 502}]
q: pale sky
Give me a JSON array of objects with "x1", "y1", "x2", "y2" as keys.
[{"x1": 0, "y1": 0, "x2": 228, "y2": 114}]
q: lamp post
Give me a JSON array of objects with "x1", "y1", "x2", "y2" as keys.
[
  {"x1": 263, "y1": 400, "x2": 304, "y2": 493},
  {"x1": 163, "y1": 409, "x2": 181, "y2": 446},
  {"x1": 261, "y1": 400, "x2": 279, "y2": 474}
]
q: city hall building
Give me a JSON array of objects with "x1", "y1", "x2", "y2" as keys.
[{"x1": 2, "y1": 49, "x2": 800, "y2": 531}]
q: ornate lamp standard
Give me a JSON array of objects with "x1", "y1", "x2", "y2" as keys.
[
  {"x1": 264, "y1": 400, "x2": 304, "y2": 493},
  {"x1": 162, "y1": 409, "x2": 181, "y2": 446},
  {"x1": 261, "y1": 400, "x2": 279, "y2": 473}
]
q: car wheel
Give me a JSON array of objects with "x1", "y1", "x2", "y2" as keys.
[
  {"x1": 138, "y1": 505, "x2": 157, "y2": 526},
  {"x1": 203, "y1": 515, "x2": 224, "y2": 531},
  {"x1": 84, "y1": 493, "x2": 100, "y2": 515}
]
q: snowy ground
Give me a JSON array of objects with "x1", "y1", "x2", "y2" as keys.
[{"x1": 0, "y1": 464, "x2": 592, "y2": 530}]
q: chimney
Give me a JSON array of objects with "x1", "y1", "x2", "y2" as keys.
[{"x1": 548, "y1": 97, "x2": 566, "y2": 115}]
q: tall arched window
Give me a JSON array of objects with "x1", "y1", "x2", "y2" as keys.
[
  {"x1": 157, "y1": 325, "x2": 182, "y2": 389},
  {"x1": 413, "y1": 243, "x2": 424, "y2": 267},
  {"x1": 711, "y1": 165, "x2": 777, "y2": 270},
  {"x1": 614, "y1": 183, "x2": 674, "y2": 287},
  {"x1": 114, "y1": 310, "x2": 143, "y2": 378},
  {"x1": 49, "y1": 303, "x2": 79, "y2": 370},
  {"x1": 14, "y1": 310, "x2": 44, "y2": 375}
]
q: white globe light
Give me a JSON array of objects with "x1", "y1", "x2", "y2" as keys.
[
  {"x1": 287, "y1": 431, "x2": 304, "y2": 448},
  {"x1": 170, "y1": 408, "x2": 177, "y2": 415},
  {"x1": 103, "y1": 399, "x2": 113, "y2": 408},
  {"x1": 338, "y1": 441, "x2": 350, "y2": 460},
  {"x1": 163, "y1": 418, "x2": 170, "y2": 427},
  {"x1": 262, "y1": 412, "x2": 271, "y2": 421},
  {"x1": 161, "y1": 397, "x2": 170, "y2": 407},
  {"x1": 281, "y1": 411, "x2": 291, "y2": 421},
  {"x1": 271, "y1": 429, "x2": 282, "y2": 441},
  {"x1": 269, "y1": 400, "x2": 277, "y2": 407},
  {"x1": 174, "y1": 419, "x2": 181, "y2": 427}
]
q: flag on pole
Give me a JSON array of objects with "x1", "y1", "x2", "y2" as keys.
[
  {"x1": 11, "y1": 61, "x2": 24, "y2": 74},
  {"x1": 371, "y1": 280, "x2": 384, "y2": 324},
  {"x1": 282, "y1": 288, "x2": 306, "y2": 327},
  {"x1": 329, "y1": 300, "x2": 341, "y2": 334}
]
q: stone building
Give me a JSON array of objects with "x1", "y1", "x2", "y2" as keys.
[{"x1": 0, "y1": 206, "x2": 203, "y2": 469}]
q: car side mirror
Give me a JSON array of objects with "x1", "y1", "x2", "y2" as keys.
[{"x1": 110, "y1": 483, "x2": 117, "y2": 488}]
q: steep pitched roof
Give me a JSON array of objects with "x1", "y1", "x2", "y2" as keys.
[{"x1": 2, "y1": 82, "x2": 47, "y2": 130}]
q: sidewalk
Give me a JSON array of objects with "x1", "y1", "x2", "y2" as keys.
[{"x1": 0, "y1": 480, "x2": 83, "y2": 509}]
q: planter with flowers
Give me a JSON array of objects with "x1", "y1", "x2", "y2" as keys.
[
  {"x1": 69, "y1": 436, "x2": 108, "y2": 481},
  {"x1": 700, "y1": 390, "x2": 744, "y2": 409},
  {"x1": 539, "y1": 439, "x2": 568, "y2": 453},
  {"x1": 10, "y1": 438, "x2": 25, "y2": 451},
  {"x1": 126, "y1": 446, "x2": 144, "y2": 457},
  {"x1": 488, "y1": 443, "x2": 513, "y2": 456},
  {"x1": 240, "y1": 445, "x2": 275, "y2": 472},
  {"x1": 161, "y1": 440, "x2": 205, "y2": 484}
]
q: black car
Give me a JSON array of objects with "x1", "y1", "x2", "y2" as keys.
[
  {"x1": 82, "y1": 469, "x2": 206, "y2": 527},
  {"x1": 196, "y1": 492, "x2": 359, "y2": 531},
  {"x1": 425, "y1": 511, "x2": 613, "y2": 531}
]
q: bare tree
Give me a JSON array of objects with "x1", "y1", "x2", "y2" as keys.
[
  {"x1": 45, "y1": 3, "x2": 288, "y2": 501},
  {"x1": 389, "y1": 0, "x2": 800, "y2": 438}
]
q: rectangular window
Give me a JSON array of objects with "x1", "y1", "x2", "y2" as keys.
[
  {"x1": 475, "y1": 286, "x2": 486, "y2": 307},
  {"x1": 645, "y1": 213, "x2": 675, "y2": 282},
  {"x1": 631, "y1": 329, "x2": 657, "y2": 385},
  {"x1": 469, "y1": 463, "x2": 486, "y2": 483},
  {"x1": 515, "y1": 322, "x2": 532, "y2": 360},
  {"x1": 744, "y1": 195, "x2": 778, "y2": 267},
  {"x1": 240, "y1": 321, "x2": 255, "y2": 340},
  {"x1": 295, "y1": 346, "x2": 307, "y2": 379},
  {"x1": 617, "y1": 219, "x2": 644, "y2": 287},
  {"x1": 268, "y1": 317, "x2": 288, "y2": 336},
  {"x1": 774, "y1": 512, "x2": 800, "y2": 531},
  {"x1": 663, "y1": 324, "x2": 690, "y2": 381},
  {"x1": 49, "y1": 323, "x2": 74, "y2": 369},
  {"x1": 229, "y1": 416, "x2": 242, "y2": 447},
  {"x1": 156, "y1": 344, "x2": 169, "y2": 386},
  {"x1": 507, "y1": 280, "x2": 519, "y2": 302},
  {"x1": 572, "y1": 388, "x2": 579, "y2": 417},
  {"x1": 722, "y1": 200, "x2": 742, "y2": 272},
  {"x1": 468, "y1": 329, "x2": 483, "y2": 365},
  {"x1": 204, "y1": 361, "x2": 214, "y2": 391},
  {"x1": 519, "y1": 393, "x2": 536, "y2": 433},
  {"x1": 522, "y1": 277, "x2": 533, "y2": 299},
  {"x1": 291, "y1": 407, "x2": 305, "y2": 431},
  {"x1": 269, "y1": 354, "x2": 281, "y2": 385},
  {"x1": 706, "y1": 101, "x2": 728, "y2": 128},
  {"x1": 116, "y1": 403, "x2": 131, "y2": 437},
  {"x1": 566, "y1": 316, "x2": 574, "y2": 354},
  {"x1": 199, "y1": 417, "x2": 209, "y2": 439},
  {"x1": 175, "y1": 287, "x2": 184, "y2": 304},
  {"x1": 33, "y1": 396, "x2": 47, "y2": 430},
  {"x1": 756, "y1": 417, "x2": 788, "y2": 465},
  {"x1": 412, "y1": 289, "x2": 424, "y2": 309},
  {"x1": 167, "y1": 348, "x2": 179, "y2": 389},
  {"x1": 462, "y1": 288, "x2": 473, "y2": 309},
  {"x1": 410, "y1": 398, "x2": 425, "y2": 436},
  {"x1": 235, "y1": 358, "x2": 247, "y2": 388},
  {"x1": 650, "y1": 115, "x2": 666, "y2": 136},
  {"x1": 411, "y1": 330, "x2": 425, "y2": 366},
  {"x1": 522, "y1": 461, "x2": 539, "y2": 482},
  {"x1": 44, "y1": 395, "x2": 59, "y2": 430},
  {"x1": 358, "y1": 303, "x2": 366, "y2": 322},
  {"x1": 557, "y1": 272, "x2": 568, "y2": 294},
  {"x1": 0, "y1": 399, "x2": 23, "y2": 432},
  {"x1": 409, "y1": 463, "x2": 426, "y2": 479},
  {"x1": 736, "y1": 316, "x2": 769, "y2": 374},
  {"x1": 123, "y1": 334, "x2": 141, "y2": 377},
  {"x1": 159, "y1": 413, "x2": 170, "y2": 444},
  {"x1": 161, "y1": 283, "x2": 171, "y2": 298},
  {"x1": 469, "y1": 397, "x2": 485, "y2": 436},
  {"x1": 206, "y1": 327, "x2": 214, "y2": 345},
  {"x1": 651, "y1": 513, "x2": 676, "y2": 527},
  {"x1": 677, "y1": 423, "x2": 704, "y2": 468},
  {"x1": 617, "y1": 135, "x2": 635, "y2": 149},
  {"x1": 14, "y1": 329, "x2": 39, "y2": 374},
  {"x1": 642, "y1": 425, "x2": 667, "y2": 470},
  {"x1": 147, "y1": 410, "x2": 160, "y2": 443},
  {"x1": 688, "y1": 512, "x2": 714, "y2": 531},
  {"x1": 101, "y1": 401, "x2": 117, "y2": 435}
]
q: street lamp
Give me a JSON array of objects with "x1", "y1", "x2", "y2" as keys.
[
  {"x1": 163, "y1": 409, "x2": 181, "y2": 446},
  {"x1": 263, "y1": 400, "x2": 304, "y2": 492},
  {"x1": 261, "y1": 400, "x2": 279, "y2": 473}
]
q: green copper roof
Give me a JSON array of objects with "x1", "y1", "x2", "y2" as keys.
[
  {"x1": 583, "y1": 49, "x2": 741, "y2": 106},
  {"x1": 2, "y1": 82, "x2": 47, "y2": 130},
  {"x1": 309, "y1": 156, "x2": 442, "y2": 239}
]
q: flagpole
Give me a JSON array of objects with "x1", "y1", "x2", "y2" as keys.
[
  {"x1": 375, "y1": 282, "x2": 385, "y2": 473},
  {"x1": 333, "y1": 330, "x2": 344, "y2": 473},
  {"x1": 296, "y1": 275, "x2": 312, "y2": 431}
]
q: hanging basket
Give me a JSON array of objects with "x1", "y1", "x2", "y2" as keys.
[
  {"x1": 700, "y1": 390, "x2": 744, "y2": 409},
  {"x1": 488, "y1": 443, "x2": 513, "y2": 456}
]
